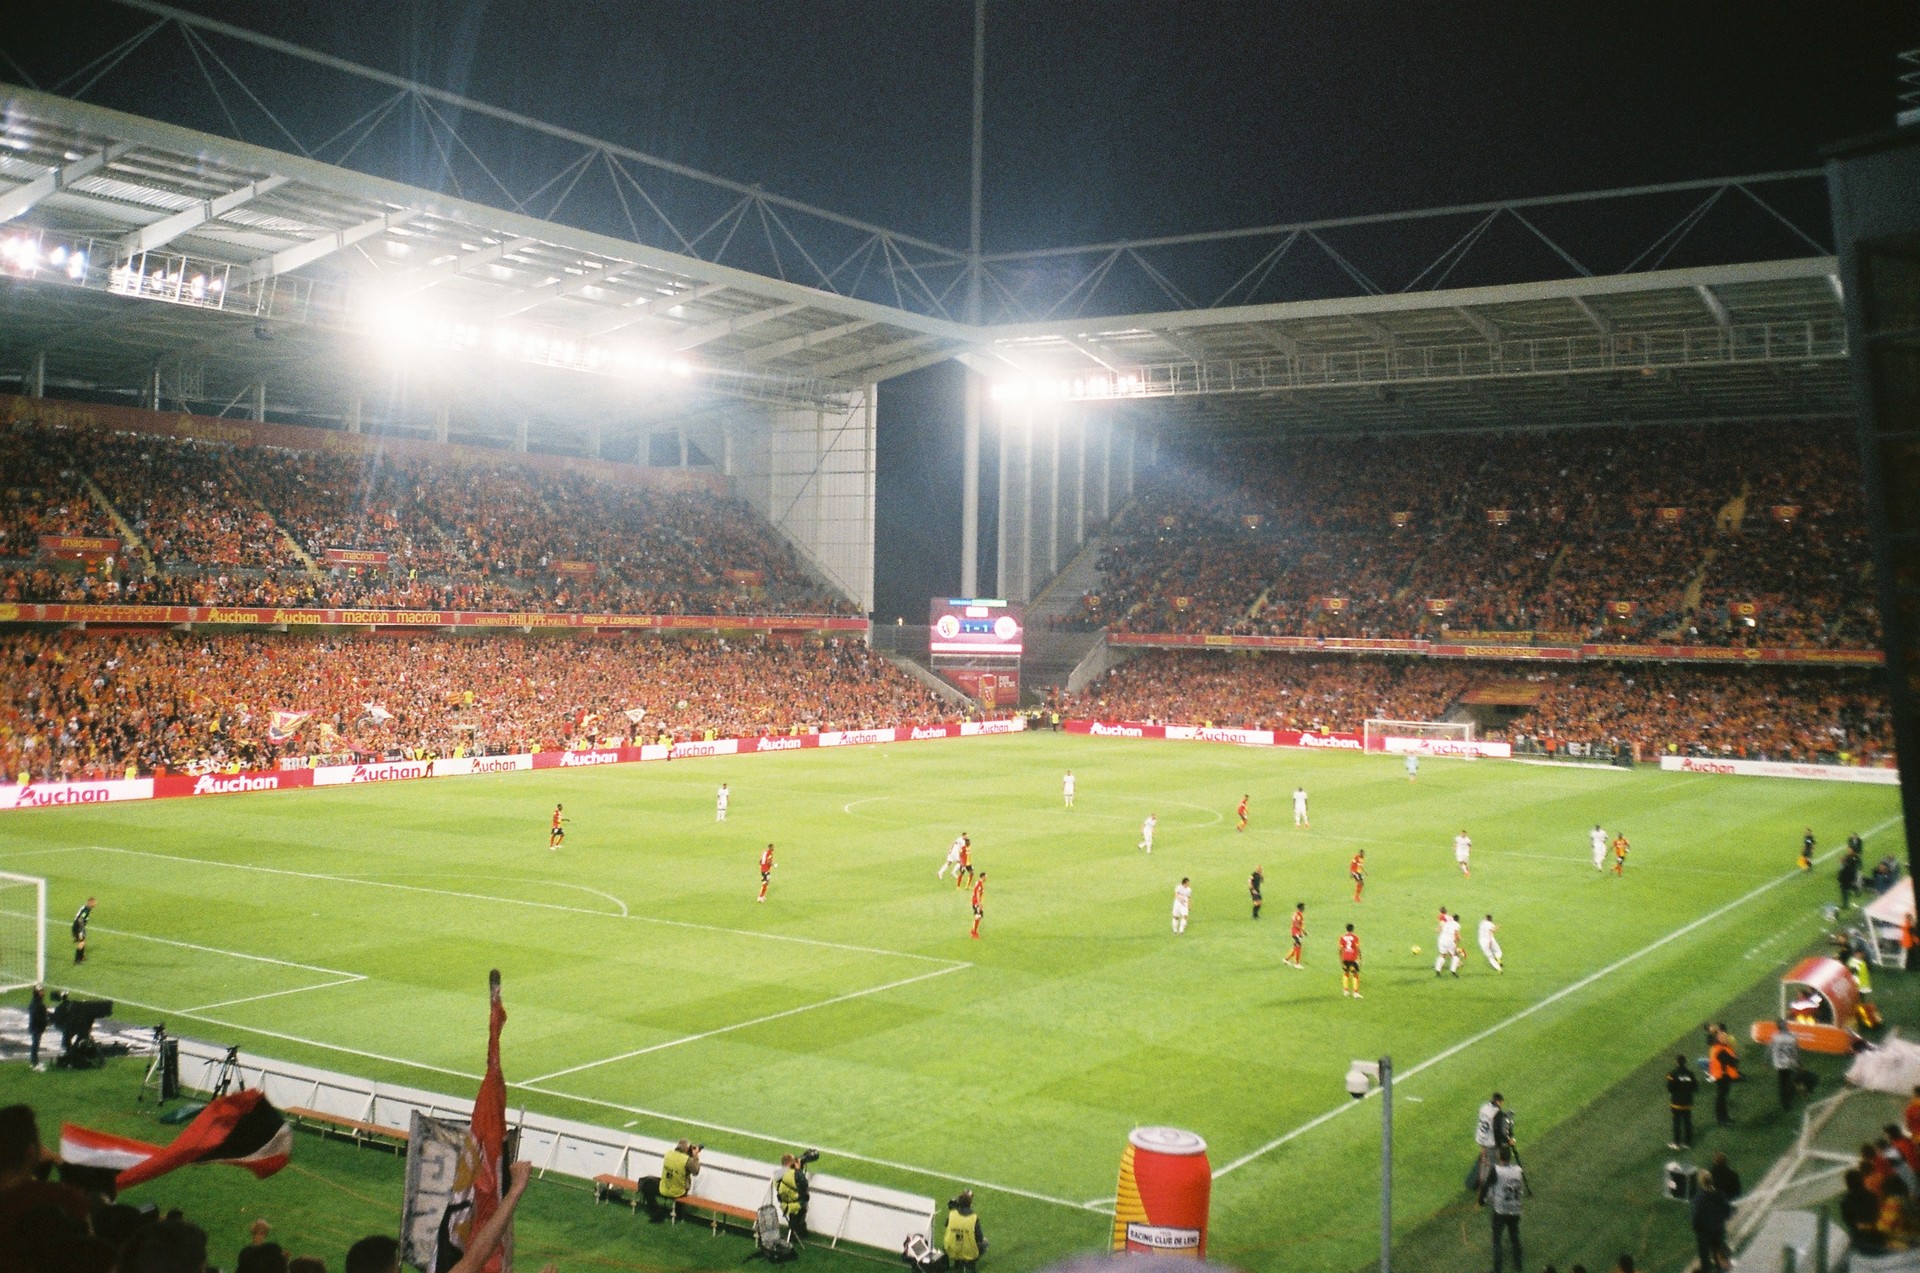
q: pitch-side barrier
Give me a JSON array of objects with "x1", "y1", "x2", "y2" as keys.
[
  {"x1": 0, "y1": 719, "x2": 1026, "y2": 811},
  {"x1": 169, "y1": 1038, "x2": 936, "y2": 1253}
]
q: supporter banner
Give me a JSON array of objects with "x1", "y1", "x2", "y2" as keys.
[
  {"x1": 1174, "y1": 596, "x2": 1193, "y2": 611},
  {"x1": 1428, "y1": 644, "x2": 1581, "y2": 660},
  {"x1": 1382, "y1": 737, "x2": 1514, "y2": 759},
  {"x1": 1657, "y1": 506, "x2": 1686, "y2": 524},
  {"x1": 1658, "y1": 755, "x2": 1898, "y2": 785},
  {"x1": 0, "y1": 601, "x2": 867, "y2": 634},
  {"x1": 1486, "y1": 509, "x2": 1512, "y2": 525},
  {"x1": 154, "y1": 770, "x2": 316, "y2": 798},
  {"x1": 1425, "y1": 599, "x2": 1450, "y2": 615},
  {"x1": 1581, "y1": 643, "x2": 1882, "y2": 666},
  {"x1": 1389, "y1": 511, "x2": 1412, "y2": 527},
  {"x1": 0, "y1": 777, "x2": 154, "y2": 809},
  {"x1": 552, "y1": 561, "x2": 597, "y2": 578},
  {"x1": 1772, "y1": 504, "x2": 1802, "y2": 523},
  {"x1": 723, "y1": 568, "x2": 765, "y2": 586},
  {"x1": 1240, "y1": 514, "x2": 1264, "y2": 530},
  {"x1": 1607, "y1": 600, "x2": 1638, "y2": 618},
  {"x1": 323, "y1": 548, "x2": 391, "y2": 567},
  {"x1": 1320, "y1": 637, "x2": 1426, "y2": 653},
  {"x1": 1730, "y1": 601, "x2": 1759, "y2": 618},
  {"x1": 38, "y1": 535, "x2": 119, "y2": 558},
  {"x1": 1318, "y1": 597, "x2": 1348, "y2": 614},
  {"x1": 941, "y1": 667, "x2": 1019, "y2": 708},
  {"x1": 0, "y1": 392, "x2": 726, "y2": 495},
  {"x1": 1158, "y1": 516, "x2": 1179, "y2": 529}
]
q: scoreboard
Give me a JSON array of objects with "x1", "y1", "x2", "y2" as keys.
[{"x1": 929, "y1": 598, "x2": 1024, "y2": 656}]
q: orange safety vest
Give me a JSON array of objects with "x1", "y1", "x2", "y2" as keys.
[{"x1": 1708, "y1": 1042, "x2": 1740, "y2": 1082}]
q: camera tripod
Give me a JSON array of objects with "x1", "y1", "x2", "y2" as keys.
[
  {"x1": 210, "y1": 1044, "x2": 241, "y2": 1098},
  {"x1": 136, "y1": 1026, "x2": 180, "y2": 1104}
]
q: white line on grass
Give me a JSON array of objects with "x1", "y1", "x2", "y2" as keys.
[
  {"x1": 179, "y1": 976, "x2": 366, "y2": 1013},
  {"x1": 340, "y1": 872, "x2": 631, "y2": 917},
  {"x1": 87, "y1": 924, "x2": 362, "y2": 978},
  {"x1": 521, "y1": 962, "x2": 971, "y2": 1083},
  {"x1": 1209, "y1": 813, "x2": 1905, "y2": 1181},
  {"x1": 84, "y1": 846, "x2": 963, "y2": 967}
]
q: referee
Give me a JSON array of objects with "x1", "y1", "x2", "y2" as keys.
[{"x1": 72, "y1": 896, "x2": 95, "y2": 965}]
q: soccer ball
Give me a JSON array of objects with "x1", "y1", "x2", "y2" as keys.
[{"x1": 1410, "y1": 945, "x2": 1422, "y2": 954}]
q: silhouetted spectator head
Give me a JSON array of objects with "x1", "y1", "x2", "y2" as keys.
[{"x1": 344, "y1": 1236, "x2": 400, "y2": 1273}]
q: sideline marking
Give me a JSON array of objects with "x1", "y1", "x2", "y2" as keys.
[
  {"x1": 340, "y1": 872, "x2": 631, "y2": 917},
  {"x1": 521, "y1": 962, "x2": 970, "y2": 1083},
  {"x1": 181, "y1": 976, "x2": 366, "y2": 1014},
  {"x1": 86, "y1": 923, "x2": 361, "y2": 978},
  {"x1": 83, "y1": 845, "x2": 962, "y2": 967},
  {"x1": 1210, "y1": 813, "x2": 1904, "y2": 1181}
]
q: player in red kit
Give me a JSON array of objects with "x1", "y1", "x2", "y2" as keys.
[
  {"x1": 548, "y1": 804, "x2": 568, "y2": 850},
  {"x1": 1350, "y1": 850, "x2": 1366, "y2": 903},
  {"x1": 954, "y1": 837, "x2": 974, "y2": 889},
  {"x1": 1235, "y1": 795, "x2": 1249, "y2": 833},
  {"x1": 969, "y1": 872, "x2": 987, "y2": 939},
  {"x1": 757, "y1": 843, "x2": 776, "y2": 902},
  {"x1": 1286, "y1": 903, "x2": 1306, "y2": 969},
  {"x1": 1340, "y1": 925, "x2": 1362, "y2": 998}
]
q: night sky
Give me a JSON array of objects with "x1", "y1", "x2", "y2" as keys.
[{"x1": 6, "y1": 1, "x2": 1915, "y2": 616}]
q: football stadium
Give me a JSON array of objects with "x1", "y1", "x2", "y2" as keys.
[{"x1": 2, "y1": 6, "x2": 1918, "y2": 1273}]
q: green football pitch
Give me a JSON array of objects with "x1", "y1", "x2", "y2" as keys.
[{"x1": 0, "y1": 735, "x2": 1905, "y2": 1272}]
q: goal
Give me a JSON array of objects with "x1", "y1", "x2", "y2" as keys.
[
  {"x1": 0, "y1": 872, "x2": 46, "y2": 994},
  {"x1": 1363, "y1": 718, "x2": 1474, "y2": 752}
]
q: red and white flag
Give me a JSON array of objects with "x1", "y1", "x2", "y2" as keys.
[
  {"x1": 433, "y1": 970, "x2": 510, "y2": 1273},
  {"x1": 62, "y1": 1089, "x2": 290, "y2": 1190}
]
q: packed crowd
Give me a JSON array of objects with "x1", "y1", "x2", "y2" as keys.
[
  {"x1": 0, "y1": 419, "x2": 852, "y2": 617},
  {"x1": 1841, "y1": 1112, "x2": 1920, "y2": 1255},
  {"x1": 0, "y1": 630, "x2": 947, "y2": 781},
  {"x1": 1088, "y1": 424, "x2": 1876, "y2": 648},
  {"x1": 1072, "y1": 650, "x2": 1894, "y2": 764}
]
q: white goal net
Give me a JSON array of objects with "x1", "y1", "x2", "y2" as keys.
[
  {"x1": 1363, "y1": 718, "x2": 1474, "y2": 752},
  {"x1": 0, "y1": 872, "x2": 46, "y2": 994}
]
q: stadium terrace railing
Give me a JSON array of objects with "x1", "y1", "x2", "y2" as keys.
[
  {"x1": 1104, "y1": 631, "x2": 1884, "y2": 667},
  {"x1": 0, "y1": 600, "x2": 868, "y2": 634},
  {"x1": 165, "y1": 1038, "x2": 937, "y2": 1254}
]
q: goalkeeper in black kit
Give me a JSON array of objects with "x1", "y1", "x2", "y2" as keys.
[{"x1": 72, "y1": 896, "x2": 95, "y2": 964}]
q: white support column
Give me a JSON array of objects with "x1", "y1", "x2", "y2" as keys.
[
  {"x1": 995, "y1": 415, "x2": 1010, "y2": 597},
  {"x1": 147, "y1": 363, "x2": 161, "y2": 412},
  {"x1": 1021, "y1": 406, "x2": 1035, "y2": 600},
  {"x1": 720, "y1": 423, "x2": 733, "y2": 475},
  {"x1": 678, "y1": 429, "x2": 689, "y2": 468},
  {"x1": 1100, "y1": 419, "x2": 1113, "y2": 520},
  {"x1": 28, "y1": 351, "x2": 44, "y2": 399},
  {"x1": 1074, "y1": 419, "x2": 1087, "y2": 547},
  {"x1": 251, "y1": 380, "x2": 266, "y2": 423},
  {"x1": 1047, "y1": 418, "x2": 1061, "y2": 577},
  {"x1": 961, "y1": 373, "x2": 982, "y2": 597},
  {"x1": 346, "y1": 394, "x2": 363, "y2": 434},
  {"x1": 1124, "y1": 426, "x2": 1136, "y2": 498},
  {"x1": 514, "y1": 418, "x2": 530, "y2": 452},
  {"x1": 589, "y1": 422, "x2": 604, "y2": 459},
  {"x1": 433, "y1": 405, "x2": 450, "y2": 444}
]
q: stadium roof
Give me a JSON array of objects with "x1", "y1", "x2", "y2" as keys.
[{"x1": 0, "y1": 82, "x2": 1851, "y2": 444}]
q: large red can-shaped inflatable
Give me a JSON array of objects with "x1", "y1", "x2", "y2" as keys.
[{"x1": 1111, "y1": 1126, "x2": 1211, "y2": 1257}]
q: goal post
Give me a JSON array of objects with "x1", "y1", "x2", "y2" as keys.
[
  {"x1": 0, "y1": 872, "x2": 46, "y2": 994},
  {"x1": 1363, "y1": 718, "x2": 1474, "y2": 752}
]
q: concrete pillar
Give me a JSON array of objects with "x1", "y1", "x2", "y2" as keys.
[
  {"x1": 1074, "y1": 419, "x2": 1087, "y2": 546},
  {"x1": 251, "y1": 379, "x2": 266, "y2": 423},
  {"x1": 1124, "y1": 426, "x2": 1136, "y2": 498},
  {"x1": 961, "y1": 372, "x2": 981, "y2": 596},
  {"x1": 678, "y1": 429, "x2": 689, "y2": 468},
  {"x1": 147, "y1": 363, "x2": 161, "y2": 412},
  {"x1": 995, "y1": 416, "x2": 1009, "y2": 598},
  {"x1": 1047, "y1": 418, "x2": 1060, "y2": 577},
  {"x1": 28, "y1": 351, "x2": 44, "y2": 399},
  {"x1": 1021, "y1": 406, "x2": 1035, "y2": 600},
  {"x1": 590, "y1": 423, "x2": 605, "y2": 460},
  {"x1": 1100, "y1": 419, "x2": 1112, "y2": 520},
  {"x1": 514, "y1": 418, "x2": 530, "y2": 452},
  {"x1": 346, "y1": 394, "x2": 363, "y2": 434},
  {"x1": 721, "y1": 423, "x2": 734, "y2": 476},
  {"x1": 433, "y1": 404, "x2": 450, "y2": 445}
]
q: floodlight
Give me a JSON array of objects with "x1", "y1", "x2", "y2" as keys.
[{"x1": 668, "y1": 359, "x2": 691, "y2": 377}]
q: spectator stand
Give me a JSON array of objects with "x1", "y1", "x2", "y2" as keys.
[{"x1": 168, "y1": 1035, "x2": 937, "y2": 1254}]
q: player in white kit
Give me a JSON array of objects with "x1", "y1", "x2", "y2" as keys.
[
  {"x1": 716, "y1": 783, "x2": 730, "y2": 821},
  {"x1": 1405, "y1": 753, "x2": 1419, "y2": 781},
  {"x1": 1478, "y1": 913, "x2": 1503, "y2": 972},
  {"x1": 1590, "y1": 824, "x2": 1608, "y2": 871},
  {"x1": 939, "y1": 833, "x2": 968, "y2": 878},
  {"x1": 1171, "y1": 877, "x2": 1192, "y2": 934},
  {"x1": 1063, "y1": 771, "x2": 1076, "y2": 809},
  {"x1": 1454, "y1": 830, "x2": 1472, "y2": 879},
  {"x1": 1293, "y1": 786, "x2": 1310, "y2": 827},
  {"x1": 1139, "y1": 814, "x2": 1157, "y2": 854},
  {"x1": 1435, "y1": 908, "x2": 1464, "y2": 976}
]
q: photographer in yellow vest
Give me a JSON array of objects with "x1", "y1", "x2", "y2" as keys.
[
  {"x1": 942, "y1": 1189, "x2": 986, "y2": 1271},
  {"x1": 640, "y1": 1139, "x2": 700, "y2": 1222},
  {"x1": 776, "y1": 1150, "x2": 817, "y2": 1240}
]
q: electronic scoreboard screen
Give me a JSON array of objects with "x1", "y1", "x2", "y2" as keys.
[{"x1": 929, "y1": 598, "x2": 1024, "y2": 656}]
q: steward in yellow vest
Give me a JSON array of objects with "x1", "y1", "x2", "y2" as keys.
[{"x1": 943, "y1": 1189, "x2": 985, "y2": 1270}]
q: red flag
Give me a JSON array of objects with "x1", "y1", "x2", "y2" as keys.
[
  {"x1": 436, "y1": 970, "x2": 510, "y2": 1273},
  {"x1": 63, "y1": 1089, "x2": 290, "y2": 1190}
]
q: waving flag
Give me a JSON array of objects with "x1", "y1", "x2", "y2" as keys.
[
  {"x1": 622, "y1": 707, "x2": 647, "y2": 725},
  {"x1": 267, "y1": 711, "x2": 311, "y2": 742},
  {"x1": 62, "y1": 1089, "x2": 290, "y2": 1190},
  {"x1": 363, "y1": 703, "x2": 395, "y2": 724},
  {"x1": 429, "y1": 970, "x2": 511, "y2": 1273}
]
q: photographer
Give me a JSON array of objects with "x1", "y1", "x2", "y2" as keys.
[
  {"x1": 640, "y1": 1139, "x2": 700, "y2": 1223},
  {"x1": 777, "y1": 1149, "x2": 818, "y2": 1241},
  {"x1": 942, "y1": 1190, "x2": 986, "y2": 1273}
]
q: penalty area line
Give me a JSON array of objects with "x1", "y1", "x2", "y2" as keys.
[{"x1": 1210, "y1": 812, "x2": 1904, "y2": 1181}]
